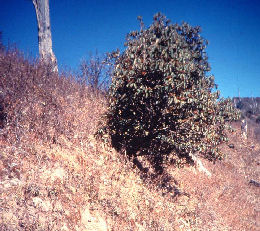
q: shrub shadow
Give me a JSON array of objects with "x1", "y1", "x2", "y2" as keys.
[
  {"x1": 132, "y1": 156, "x2": 189, "y2": 199},
  {"x1": 109, "y1": 133, "x2": 191, "y2": 198}
]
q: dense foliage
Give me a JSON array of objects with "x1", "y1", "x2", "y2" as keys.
[{"x1": 104, "y1": 13, "x2": 240, "y2": 164}]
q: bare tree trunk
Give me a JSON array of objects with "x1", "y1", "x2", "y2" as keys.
[{"x1": 32, "y1": 0, "x2": 58, "y2": 72}]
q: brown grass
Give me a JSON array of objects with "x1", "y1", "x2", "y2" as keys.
[{"x1": 0, "y1": 47, "x2": 259, "y2": 231}]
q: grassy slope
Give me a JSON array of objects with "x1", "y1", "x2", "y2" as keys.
[{"x1": 0, "y1": 48, "x2": 259, "y2": 231}]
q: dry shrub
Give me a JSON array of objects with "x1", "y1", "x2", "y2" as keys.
[{"x1": 0, "y1": 46, "x2": 106, "y2": 147}]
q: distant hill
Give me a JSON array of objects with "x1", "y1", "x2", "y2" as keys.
[
  {"x1": 233, "y1": 97, "x2": 260, "y2": 141},
  {"x1": 233, "y1": 97, "x2": 260, "y2": 118}
]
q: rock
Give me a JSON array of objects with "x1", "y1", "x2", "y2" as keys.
[
  {"x1": 81, "y1": 207, "x2": 108, "y2": 231},
  {"x1": 32, "y1": 197, "x2": 52, "y2": 212},
  {"x1": 228, "y1": 144, "x2": 235, "y2": 149},
  {"x1": 249, "y1": 179, "x2": 260, "y2": 187},
  {"x1": 189, "y1": 153, "x2": 211, "y2": 177}
]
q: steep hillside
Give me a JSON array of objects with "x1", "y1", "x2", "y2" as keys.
[
  {"x1": 0, "y1": 48, "x2": 259, "y2": 231},
  {"x1": 233, "y1": 97, "x2": 260, "y2": 116},
  {"x1": 233, "y1": 97, "x2": 260, "y2": 141}
]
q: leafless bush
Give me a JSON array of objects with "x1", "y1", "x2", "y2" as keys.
[
  {"x1": 233, "y1": 97, "x2": 260, "y2": 117},
  {"x1": 79, "y1": 52, "x2": 111, "y2": 93}
]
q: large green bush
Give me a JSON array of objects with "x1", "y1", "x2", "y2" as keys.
[{"x1": 104, "y1": 13, "x2": 240, "y2": 165}]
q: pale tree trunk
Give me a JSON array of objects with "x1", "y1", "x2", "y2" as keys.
[{"x1": 32, "y1": 0, "x2": 58, "y2": 72}]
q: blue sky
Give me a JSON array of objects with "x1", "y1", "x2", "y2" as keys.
[{"x1": 1, "y1": 0, "x2": 259, "y2": 97}]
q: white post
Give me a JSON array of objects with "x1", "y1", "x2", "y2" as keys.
[{"x1": 241, "y1": 119, "x2": 248, "y2": 139}]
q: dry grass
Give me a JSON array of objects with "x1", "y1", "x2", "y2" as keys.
[{"x1": 0, "y1": 47, "x2": 259, "y2": 231}]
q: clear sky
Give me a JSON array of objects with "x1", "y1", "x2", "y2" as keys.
[{"x1": 1, "y1": 0, "x2": 259, "y2": 98}]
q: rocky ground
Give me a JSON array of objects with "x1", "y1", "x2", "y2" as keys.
[{"x1": 0, "y1": 119, "x2": 259, "y2": 230}]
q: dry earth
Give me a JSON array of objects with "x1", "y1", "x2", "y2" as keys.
[{"x1": 0, "y1": 119, "x2": 259, "y2": 230}]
